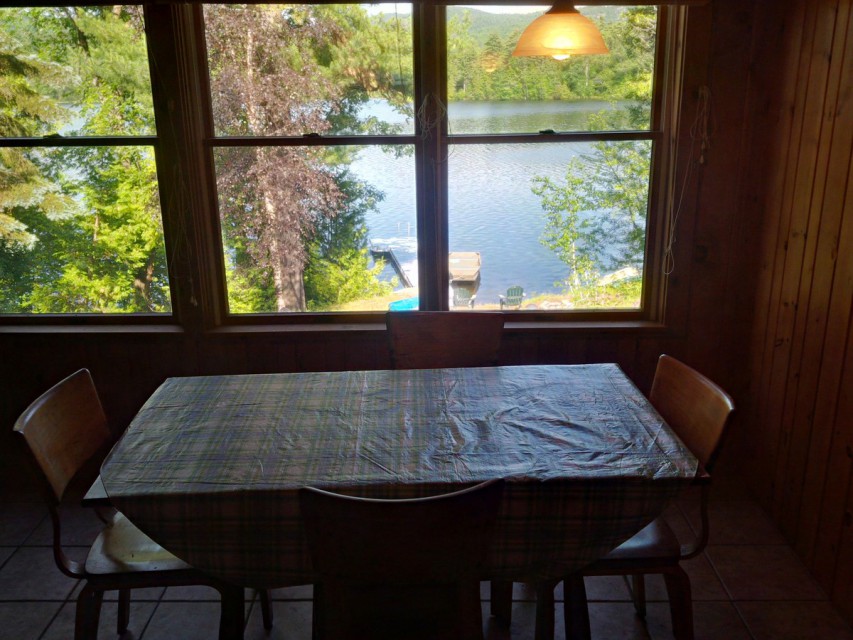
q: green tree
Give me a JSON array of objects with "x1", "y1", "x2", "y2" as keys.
[{"x1": 0, "y1": 7, "x2": 169, "y2": 313}]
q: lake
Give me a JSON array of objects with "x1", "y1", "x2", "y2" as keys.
[{"x1": 351, "y1": 99, "x2": 637, "y2": 305}]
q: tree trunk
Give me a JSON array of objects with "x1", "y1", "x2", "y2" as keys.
[{"x1": 245, "y1": 22, "x2": 308, "y2": 312}]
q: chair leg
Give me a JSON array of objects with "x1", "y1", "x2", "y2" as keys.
[
  {"x1": 563, "y1": 575, "x2": 591, "y2": 640},
  {"x1": 663, "y1": 566, "x2": 694, "y2": 640},
  {"x1": 259, "y1": 588, "x2": 273, "y2": 631},
  {"x1": 490, "y1": 580, "x2": 513, "y2": 625},
  {"x1": 534, "y1": 581, "x2": 557, "y2": 640},
  {"x1": 218, "y1": 584, "x2": 245, "y2": 640},
  {"x1": 117, "y1": 588, "x2": 131, "y2": 633},
  {"x1": 75, "y1": 584, "x2": 104, "y2": 640},
  {"x1": 631, "y1": 573, "x2": 647, "y2": 619}
]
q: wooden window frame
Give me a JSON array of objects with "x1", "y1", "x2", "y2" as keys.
[{"x1": 0, "y1": 2, "x2": 688, "y2": 333}]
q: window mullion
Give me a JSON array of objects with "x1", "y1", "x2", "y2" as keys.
[
  {"x1": 414, "y1": 3, "x2": 449, "y2": 311},
  {"x1": 144, "y1": 3, "x2": 227, "y2": 331}
]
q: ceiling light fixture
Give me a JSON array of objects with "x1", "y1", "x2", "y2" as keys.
[{"x1": 512, "y1": 3, "x2": 609, "y2": 61}]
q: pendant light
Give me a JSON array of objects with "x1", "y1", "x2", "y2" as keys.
[{"x1": 512, "y1": 3, "x2": 609, "y2": 60}]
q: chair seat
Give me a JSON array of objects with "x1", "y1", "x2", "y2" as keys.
[
  {"x1": 596, "y1": 517, "x2": 681, "y2": 564},
  {"x1": 86, "y1": 512, "x2": 193, "y2": 575}
]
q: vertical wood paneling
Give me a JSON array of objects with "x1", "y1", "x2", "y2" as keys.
[
  {"x1": 793, "y1": 3, "x2": 853, "y2": 559},
  {"x1": 745, "y1": 0, "x2": 853, "y2": 620},
  {"x1": 774, "y1": 0, "x2": 849, "y2": 537},
  {"x1": 747, "y1": 0, "x2": 814, "y2": 503}
]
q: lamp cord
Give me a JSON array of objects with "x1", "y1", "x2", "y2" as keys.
[{"x1": 664, "y1": 85, "x2": 713, "y2": 276}]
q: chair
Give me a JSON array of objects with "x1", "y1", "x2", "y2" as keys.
[
  {"x1": 387, "y1": 311, "x2": 503, "y2": 369},
  {"x1": 499, "y1": 285, "x2": 525, "y2": 310},
  {"x1": 452, "y1": 287, "x2": 476, "y2": 309},
  {"x1": 12, "y1": 369, "x2": 256, "y2": 640},
  {"x1": 561, "y1": 355, "x2": 735, "y2": 640},
  {"x1": 299, "y1": 479, "x2": 505, "y2": 640}
]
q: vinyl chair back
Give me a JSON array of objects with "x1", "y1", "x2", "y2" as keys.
[
  {"x1": 13, "y1": 369, "x2": 250, "y2": 640},
  {"x1": 649, "y1": 354, "x2": 735, "y2": 471},
  {"x1": 16, "y1": 369, "x2": 112, "y2": 506},
  {"x1": 300, "y1": 479, "x2": 505, "y2": 640},
  {"x1": 387, "y1": 311, "x2": 503, "y2": 369}
]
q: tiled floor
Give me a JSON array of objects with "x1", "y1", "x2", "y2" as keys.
[{"x1": 2, "y1": 469, "x2": 853, "y2": 640}]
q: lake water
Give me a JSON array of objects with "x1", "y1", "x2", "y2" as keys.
[{"x1": 350, "y1": 99, "x2": 630, "y2": 305}]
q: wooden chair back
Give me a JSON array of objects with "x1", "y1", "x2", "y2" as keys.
[
  {"x1": 387, "y1": 311, "x2": 504, "y2": 369},
  {"x1": 649, "y1": 355, "x2": 735, "y2": 471},
  {"x1": 13, "y1": 369, "x2": 112, "y2": 503},
  {"x1": 300, "y1": 479, "x2": 504, "y2": 640}
]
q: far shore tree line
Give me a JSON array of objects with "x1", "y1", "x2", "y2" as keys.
[{"x1": 0, "y1": 5, "x2": 655, "y2": 313}]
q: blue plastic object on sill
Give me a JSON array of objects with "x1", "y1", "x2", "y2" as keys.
[{"x1": 388, "y1": 297, "x2": 419, "y2": 311}]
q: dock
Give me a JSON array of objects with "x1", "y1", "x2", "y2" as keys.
[
  {"x1": 369, "y1": 244, "x2": 413, "y2": 288},
  {"x1": 449, "y1": 252, "x2": 481, "y2": 284}
]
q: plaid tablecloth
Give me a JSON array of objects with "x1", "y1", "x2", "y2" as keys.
[{"x1": 101, "y1": 364, "x2": 697, "y2": 587}]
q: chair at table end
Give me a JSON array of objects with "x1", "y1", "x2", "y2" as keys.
[
  {"x1": 300, "y1": 478, "x2": 505, "y2": 640},
  {"x1": 386, "y1": 310, "x2": 504, "y2": 369},
  {"x1": 12, "y1": 368, "x2": 263, "y2": 640}
]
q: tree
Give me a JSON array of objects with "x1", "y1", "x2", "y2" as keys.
[{"x1": 1, "y1": 7, "x2": 168, "y2": 313}]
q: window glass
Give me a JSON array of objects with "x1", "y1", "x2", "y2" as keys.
[
  {"x1": 204, "y1": 4, "x2": 416, "y2": 314},
  {"x1": 448, "y1": 141, "x2": 647, "y2": 310},
  {"x1": 0, "y1": 7, "x2": 170, "y2": 314},
  {"x1": 204, "y1": 4, "x2": 414, "y2": 137},
  {"x1": 214, "y1": 144, "x2": 416, "y2": 313},
  {"x1": 447, "y1": 5, "x2": 656, "y2": 311},
  {"x1": 447, "y1": 6, "x2": 655, "y2": 134}
]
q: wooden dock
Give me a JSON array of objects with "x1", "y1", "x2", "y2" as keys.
[{"x1": 369, "y1": 245, "x2": 413, "y2": 288}]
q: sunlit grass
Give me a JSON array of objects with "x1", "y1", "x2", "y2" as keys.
[{"x1": 318, "y1": 278, "x2": 642, "y2": 312}]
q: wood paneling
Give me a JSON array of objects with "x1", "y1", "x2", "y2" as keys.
[{"x1": 744, "y1": 0, "x2": 853, "y2": 620}]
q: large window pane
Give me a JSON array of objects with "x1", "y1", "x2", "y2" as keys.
[
  {"x1": 448, "y1": 141, "x2": 649, "y2": 310},
  {"x1": 0, "y1": 7, "x2": 155, "y2": 137},
  {"x1": 0, "y1": 146, "x2": 170, "y2": 313},
  {"x1": 0, "y1": 7, "x2": 169, "y2": 315},
  {"x1": 447, "y1": 6, "x2": 656, "y2": 134},
  {"x1": 214, "y1": 144, "x2": 416, "y2": 313},
  {"x1": 204, "y1": 4, "x2": 414, "y2": 137}
]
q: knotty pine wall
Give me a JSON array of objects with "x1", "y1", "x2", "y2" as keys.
[
  {"x1": 3, "y1": 0, "x2": 852, "y2": 622},
  {"x1": 741, "y1": 0, "x2": 853, "y2": 620}
]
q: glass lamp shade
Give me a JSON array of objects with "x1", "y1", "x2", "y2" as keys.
[{"x1": 512, "y1": 4, "x2": 609, "y2": 60}]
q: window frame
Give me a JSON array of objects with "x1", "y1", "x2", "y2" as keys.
[{"x1": 0, "y1": 2, "x2": 688, "y2": 331}]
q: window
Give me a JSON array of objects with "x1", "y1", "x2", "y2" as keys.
[
  {"x1": 0, "y1": 3, "x2": 682, "y2": 323},
  {"x1": 0, "y1": 7, "x2": 171, "y2": 315}
]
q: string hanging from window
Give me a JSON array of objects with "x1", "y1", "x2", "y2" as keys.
[{"x1": 664, "y1": 85, "x2": 713, "y2": 276}]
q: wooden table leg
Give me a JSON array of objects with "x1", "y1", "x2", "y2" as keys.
[
  {"x1": 490, "y1": 580, "x2": 513, "y2": 625},
  {"x1": 218, "y1": 584, "x2": 245, "y2": 640}
]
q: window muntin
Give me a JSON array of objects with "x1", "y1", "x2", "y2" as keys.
[{"x1": 0, "y1": 7, "x2": 170, "y2": 315}]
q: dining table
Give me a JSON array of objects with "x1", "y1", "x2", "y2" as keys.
[{"x1": 99, "y1": 363, "x2": 697, "y2": 594}]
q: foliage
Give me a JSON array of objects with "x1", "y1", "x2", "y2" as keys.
[{"x1": 0, "y1": 7, "x2": 168, "y2": 313}]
